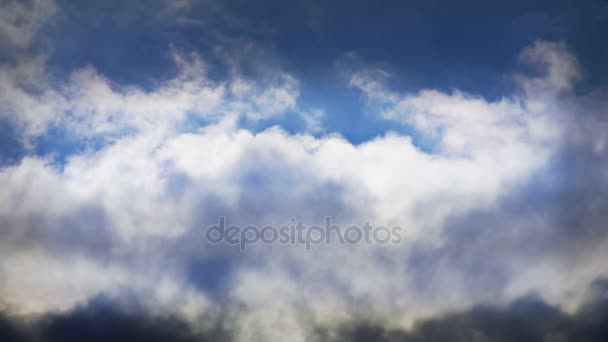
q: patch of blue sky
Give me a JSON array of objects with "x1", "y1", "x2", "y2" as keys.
[{"x1": 32, "y1": 125, "x2": 137, "y2": 170}]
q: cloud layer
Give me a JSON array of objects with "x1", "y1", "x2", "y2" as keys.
[{"x1": 1, "y1": 1, "x2": 608, "y2": 341}]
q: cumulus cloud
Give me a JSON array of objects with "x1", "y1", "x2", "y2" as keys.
[
  {"x1": 0, "y1": 49, "x2": 308, "y2": 142},
  {"x1": 349, "y1": 42, "x2": 573, "y2": 157},
  {"x1": 0, "y1": 28, "x2": 607, "y2": 342}
]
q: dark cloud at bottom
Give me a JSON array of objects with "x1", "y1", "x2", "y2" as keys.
[
  {"x1": 1, "y1": 279, "x2": 608, "y2": 342},
  {"x1": 0, "y1": 296, "x2": 232, "y2": 342},
  {"x1": 314, "y1": 278, "x2": 608, "y2": 342}
]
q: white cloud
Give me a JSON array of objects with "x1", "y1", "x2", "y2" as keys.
[
  {"x1": 1, "y1": 40, "x2": 607, "y2": 342},
  {"x1": 349, "y1": 42, "x2": 571, "y2": 159},
  {"x1": 0, "y1": 49, "x2": 315, "y2": 144}
]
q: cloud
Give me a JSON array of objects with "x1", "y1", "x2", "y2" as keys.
[
  {"x1": 517, "y1": 40, "x2": 583, "y2": 94},
  {"x1": 1, "y1": 29, "x2": 608, "y2": 342},
  {"x1": 0, "y1": 295, "x2": 232, "y2": 342},
  {"x1": 313, "y1": 278, "x2": 608, "y2": 342},
  {"x1": 0, "y1": 47, "x2": 317, "y2": 145},
  {"x1": 0, "y1": 0, "x2": 56, "y2": 50},
  {"x1": 348, "y1": 41, "x2": 575, "y2": 158},
  {"x1": 1, "y1": 279, "x2": 608, "y2": 341}
]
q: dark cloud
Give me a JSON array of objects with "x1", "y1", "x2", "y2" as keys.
[
  {"x1": 313, "y1": 278, "x2": 608, "y2": 342},
  {"x1": 2, "y1": 280, "x2": 608, "y2": 342},
  {"x1": 0, "y1": 295, "x2": 233, "y2": 342}
]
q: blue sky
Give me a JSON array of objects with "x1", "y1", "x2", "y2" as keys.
[
  {"x1": 24, "y1": 0, "x2": 605, "y2": 147},
  {"x1": 0, "y1": 0, "x2": 605, "y2": 156},
  {"x1": 1, "y1": 1, "x2": 608, "y2": 341}
]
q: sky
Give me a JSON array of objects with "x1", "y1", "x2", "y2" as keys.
[{"x1": 1, "y1": 0, "x2": 608, "y2": 341}]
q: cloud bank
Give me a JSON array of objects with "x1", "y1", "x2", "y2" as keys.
[{"x1": 0, "y1": 1, "x2": 607, "y2": 341}]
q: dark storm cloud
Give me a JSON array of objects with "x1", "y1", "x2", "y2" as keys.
[
  {"x1": 0, "y1": 295, "x2": 232, "y2": 342},
  {"x1": 1, "y1": 279, "x2": 608, "y2": 342},
  {"x1": 312, "y1": 278, "x2": 608, "y2": 342}
]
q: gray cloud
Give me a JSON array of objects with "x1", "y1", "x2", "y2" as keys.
[{"x1": 1, "y1": 279, "x2": 608, "y2": 342}]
